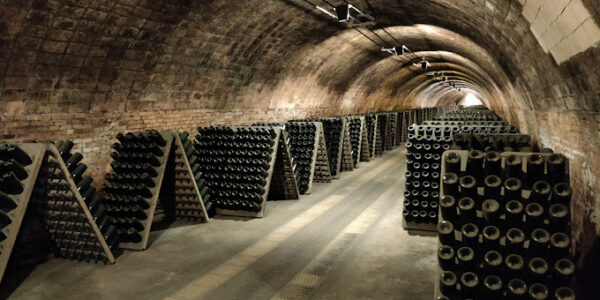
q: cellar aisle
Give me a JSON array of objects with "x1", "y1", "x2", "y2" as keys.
[{"x1": 10, "y1": 148, "x2": 438, "y2": 300}]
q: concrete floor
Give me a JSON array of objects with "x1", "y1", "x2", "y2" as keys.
[{"x1": 10, "y1": 148, "x2": 438, "y2": 300}]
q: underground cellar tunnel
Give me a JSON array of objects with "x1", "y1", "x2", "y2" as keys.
[{"x1": 0, "y1": 0, "x2": 599, "y2": 299}]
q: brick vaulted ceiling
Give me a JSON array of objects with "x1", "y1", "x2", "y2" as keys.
[{"x1": 1, "y1": 0, "x2": 600, "y2": 290}]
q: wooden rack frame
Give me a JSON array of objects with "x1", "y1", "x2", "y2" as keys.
[
  {"x1": 0, "y1": 144, "x2": 46, "y2": 283},
  {"x1": 341, "y1": 119, "x2": 354, "y2": 172},
  {"x1": 172, "y1": 133, "x2": 210, "y2": 223},
  {"x1": 268, "y1": 126, "x2": 300, "y2": 200},
  {"x1": 215, "y1": 126, "x2": 281, "y2": 218},
  {"x1": 117, "y1": 132, "x2": 174, "y2": 251},
  {"x1": 39, "y1": 145, "x2": 117, "y2": 262},
  {"x1": 313, "y1": 123, "x2": 333, "y2": 183}
]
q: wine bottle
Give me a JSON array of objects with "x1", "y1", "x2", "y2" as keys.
[
  {"x1": 439, "y1": 271, "x2": 457, "y2": 299},
  {"x1": 461, "y1": 223, "x2": 479, "y2": 247},
  {"x1": 460, "y1": 272, "x2": 479, "y2": 299},
  {"x1": 457, "y1": 247, "x2": 476, "y2": 271},
  {"x1": 1, "y1": 159, "x2": 28, "y2": 180},
  {"x1": 527, "y1": 257, "x2": 549, "y2": 284},
  {"x1": 530, "y1": 228, "x2": 550, "y2": 257},
  {"x1": 438, "y1": 245, "x2": 455, "y2": 271},
  {"x1": 507, "y1": 279, "x2": 528, "y2": 300},
  {"x1": 0, "y1": 144, "x2": 32, "y2": 165},
  {"x1": 482, "y1": 225, "x2": 501, "y2": 252},
  {"x1": 482, "y1": 275, "x2": 503, "y2": 300},
  {"x1": 71, "y1": 163, "x2": 87, "y2": 183},
  {"x1": 0, "y1": 191, "x2": 18, "y2": 211},
  {"x1": 0, "y1": 172, "x2": 23, "y2": 195},
  {"x1": 437, "y1": 220, "x2": 455, "y2": 246},
  {"x1": 65, "y1": 153, "x2": 83, "y2": 172},
  {"x1": 554, "y1": 287, "x2": 575, "y2": 300},
  {"x1": 528, "y1": 283, "x2": 549, "y2": 300},
  {"x1": 506, "y1": 228, "x2": 525, "y2": 253}
]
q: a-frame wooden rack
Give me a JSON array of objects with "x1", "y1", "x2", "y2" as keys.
[
  {"x1": 172, "y1": 132, "x2": 210, "y2": 223},
  {"x1": 0, "y1": 144, "x2": 46, "y2": 283},
  {"x1": 37, "y1": 144, "x2": 117, "y2": 261},
  {"x1": 340, "y1": 119, "x2": 354, "y2": 172},
  {"x1": 313, "y1": 123, "x2": 333, "y2": 183},
  {"x1": 100, "y1": 131, "x2": 174, "y2": 251},
  {"x1": 211, "y1": 126, "x2": 282, "y2": 218},
  {"x1": 0, "y1": 142, "x2": 119, "y2": 283},
  {"x1": 267, "y1": 125, "x2": 300, "y2": 200}
]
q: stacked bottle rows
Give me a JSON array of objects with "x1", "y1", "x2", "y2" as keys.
[
  {"x1": 404, "y1": 114, "x2": 518, "y2": 226},
  {"x1": 286, "y1": 122, "x2": 317, "y2": 194},
  {"x1": 315, "y1": 118, "x2": 343, "y2": 177},
  {"x1": 433, "y1": 110, "x2": 501, "y2": 121},
  {"x1": 0, "y1": 144, "x2": 33, "y2": 244},
  {"x1": 437, "y1": 150, "x2": 575, "y2": 300},
  {"x1": 44, "y1": 141, "x2": 116, "y2": 262},
  {"x1": 176, "y1": 132, "x2": 214, "y2": 219},
  {"x1": 101, "y1": 130, "x2": 168, "y2": 245},
  {"x1": 194, "y1": 126, "x2": 277, "y2": 212},
  {"x1": 404, "y1": 129, "x2": 451, "y2": 224},
  {"x1": 364, "y1": 114, "x2": 376, "y2": 158},
  {"x1": 346, "y1": 117, "x2": 362, "y2": 167},
  {"x1": 453, "y1": 134, "x2": 533, "y2": 152},
  {"x1": 375, "y1": 113, "x2": 387, "y2": 155}
]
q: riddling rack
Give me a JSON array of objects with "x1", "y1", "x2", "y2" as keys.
[
  {"x1": 173, "y1": 132, "x2": 211, "y2": 223},
  {"x1": 340, "y1": 120, "x2": 354, "y2": 172},
  {"x1": 435, "y1": 150, "x2": 574, "y2": 300},
  {"x1": 403, "y1": 116, "x2": 519, "y2": 231},
  {"x1": 346, "y1": 116, "x2": 364, "y2": 168},
  {"x1": 385, "y1": 113, "x2": 396, "y2": 151},
  {"x1": 284, "y1": 122, "x2": 323, "y2": 195},
  {"x1": 37, "y1": 143, "x2": 117, "y2": 263},
  {"x1": 99, "y1": 130, "x2": 174, "y2": 250},
  {"x1": 0, "y1": 143, "x2": 45, "y2": 283},
  {"x1": 266, "y1": 125, "x2": 300, "y2": 200},
  {"x1": 315, "y1": 118, "x2": 346, "y2": 179},
  {"x1": 194, "y1": 126, "x2": 281, "y2": 218},
  {"x1": 359, "y1": 117, "x2": 371, "y2": 162},
  {"x1": 313, "y1": 123, "x2": 333, "y2": 183},
  {"x1": 363, "y1": 114, "x2": 377, "y2": 160},
  {"x1": 375, "y1": 113, "x2": 387, "y2": 156}
]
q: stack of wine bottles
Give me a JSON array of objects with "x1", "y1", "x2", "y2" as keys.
[
  {"x1": 101, "y1": 130, "x2": 169, "y2": 247},
  {"x1": 364, "y1": 114, "x2": 376, "y2": 160},
  {"x1": 346, "y1": 116, "x2": 363, "y2": 167},
  {"x1": 434, "y1": 110, "x2": 501, "y2": 122},
  {"x1": 315, "y1": 118, "x2": 344, "y2": 178},
  {"x1": 194, "y1": 126, "x2": 278, "y2": 214},
  {"x1": 386, "y1": 113, "x2": 396, "y2": 151},
  {"x1": 437, "y1": 150, "x2": 575, "y2": 300},
  {"x1": 176, "y1": 131, "x2": 213, "y2": 219},
  {"x1": 43, "y1": 141, "x2": 117, "y2": 262},
  {"x1": 453, "y1": 133, "x2": 532, "y2": 152},
  {"x1": 286, "y1": 122, "x2": 317, "y2": 194},
  {"x1": 375, "y1": 113, "x2": 388, "y2": 156},
  {"x1": 0, "y1": 143, "x2": 42, "y2": 281},
  {"x1": 403, "y1": 128, "x2": 451, "y2": 226},
  {"x1": 0, "y1": 144, "x2": 32, "y2": 209}
]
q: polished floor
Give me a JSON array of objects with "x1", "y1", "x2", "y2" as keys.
[{"x1": 10, "y1": 148, "x2": 438, "y2": 300}]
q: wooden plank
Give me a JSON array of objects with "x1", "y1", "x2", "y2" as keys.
[
  {"x1": 359, "y1": 116, "x2": 370, "y2": 163},
  {"x1": 0, "y1": 143, "x2": 46, "y2": 283},
  {"x1": 172, "y1": 133, "x2": 210, "y2": 223},
  {"x1": 41, "y1": 145, "x2": 116, "y2": 263}
]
